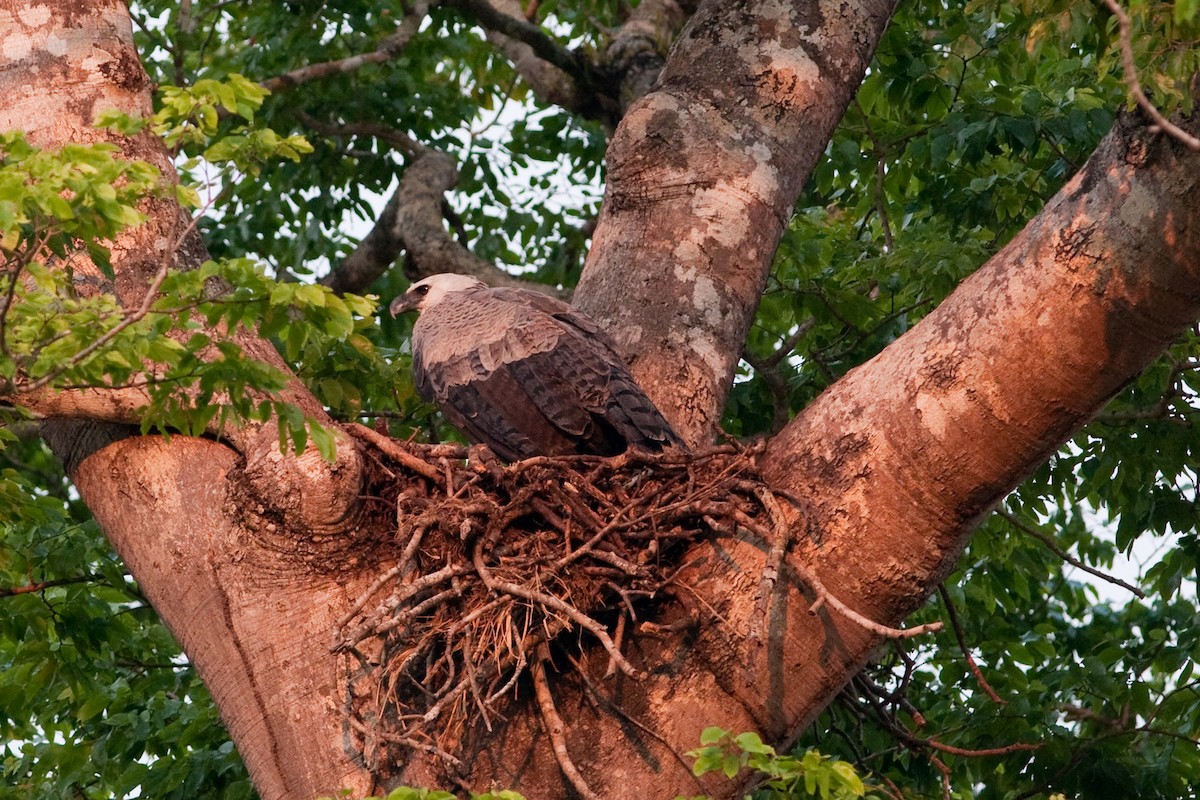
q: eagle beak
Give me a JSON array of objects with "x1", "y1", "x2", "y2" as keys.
[{"x1": 388, "y1": 293, "x2": 417, "y2": 318}]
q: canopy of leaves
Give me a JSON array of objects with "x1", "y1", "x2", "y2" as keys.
[{"x1": 3, "y1": 1, "x2": 1199, "y2": 798}]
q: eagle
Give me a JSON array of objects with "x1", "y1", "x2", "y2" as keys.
[{"x1": 388, "y1": 273, "x2": 685, "y2": 461}]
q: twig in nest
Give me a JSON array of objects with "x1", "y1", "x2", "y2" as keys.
[
  {"x1": 337, "y1": 443, "x2": 783, "y2": 777},
  {"x1": 604, "y1": 612, "x2": 628, "y2": 679},
  {"x1": 347, "y1": 423, "x2": 444, "y2": 482},
  {"x1": 462, "y1": 632, "x2": 492, "y2": 732},
  {"x1": 346, "y1": 715, "x2": 464, "y2": 769},
  {"x1": 532, "y1": 643, "x2": 601, "y2": 800},
  {"x1": 472, "y1": 540, "x2": 648, "y2": 679}
]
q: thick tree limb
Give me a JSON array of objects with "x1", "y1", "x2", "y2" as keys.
[
  {"x1": 72, "y1": 435, "x2": 376, "y2": 799},
  {"x1": 464, "y1": 0, "x2": 692, "y2": 127},
  {"x1": 17, "y1": 4, "x2": 1200, "y2": 800},
  {"x1": 460, "y1": 20, "x2": 1200, "y2": 800},
  {"x1": 448, "y1": 0, "x2": 590, "y2": 88},
  {"x1": 750, "y1": 102, "x2": 1200, "y2": 748},
  {"x1": 602, "y1": 0, "x2": 692, "y2": 118},
  {"x1": 576, "y1": 0, "x2": 902, "y2": 447},
  {"x1": 315, "y1": 134, "x2": 564, "y2": 297}
]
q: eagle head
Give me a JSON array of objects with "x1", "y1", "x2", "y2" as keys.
[{"x1": 388, "y1": 273, "x2": 486, "y2": 318}]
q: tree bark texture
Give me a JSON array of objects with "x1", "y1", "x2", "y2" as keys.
[
  {"x1": 8, "y1": 2, "x2": 1200, "y2": 800},
  {"x1": 1, "y1": 3, "x2": 372, "y2": 797},
  {"x1": 576, "y1": 0, "x2": 900, "y2": 448}
]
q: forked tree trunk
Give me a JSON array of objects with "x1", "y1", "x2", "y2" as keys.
[{"x1": 4, "y1": 2, "x2": 1200, "y2": 799}]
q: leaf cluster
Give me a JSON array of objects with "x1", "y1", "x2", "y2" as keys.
[{"x1": 683, "y1": 728, "x2": 874, "y2": 800}]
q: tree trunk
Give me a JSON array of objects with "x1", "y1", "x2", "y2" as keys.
[{"x1": 6, "y1": 2, "x2": 1200, "y2": 800}]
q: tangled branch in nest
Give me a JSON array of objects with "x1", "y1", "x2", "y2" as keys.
[
  {"x1": 335, "y1": 432, "x2": 765, "y2": 776},
  {"x1": 338, "y1": 425, "x2": 941, "y2": 788}
]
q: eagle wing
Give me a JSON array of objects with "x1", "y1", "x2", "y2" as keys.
[{"x1": 414, "y1": 286, "x2": 683, "y2": 460}]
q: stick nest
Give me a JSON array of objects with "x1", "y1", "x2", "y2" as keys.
[{"x1": 336, "y1": 428, "x2": 789, "y2": 780}]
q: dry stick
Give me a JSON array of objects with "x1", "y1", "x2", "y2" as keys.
[
  {"x1": 333, "y1": 510, "x2": 437, "y2": 640},
  {"x1": 747, "y1": 486, "x2": 794, "y2": 655},
  {"x1": 936, "y1": 584, "x2": 1006, "y2": 705},
  {"x1": 1102, "y1": 0, "x2": 1200, "y2": 151},
  {"x1": 345, "y1": 715, "x2": 464, "y2": 768},
  {"x1": 471, "y1": 540, "x2": 648, "y2": 679},
  {"x1": 347, "y1": 423, "x2": 444, "y2": 482},
  {"x1": 549, "y1": 497, "x2": 638, "y2": 572},
  {"x1": 334, "y1": 564, "x2": 473, "y2": 650},
  {"x1": 418, "y1": 668, "x2": 474, "y2": 725},
  {"x1": 997, "y1": 509, "x2": 1147, "y2": 598},
  {"x1": 730, "y1": 509, "x2": 944, "y2": 640},
  {"x1": 603, "y1": 612, "x2": 628, "y2": 679},
  {"x1": 331, "y1": 560, "x2": 407, "y2": 643},
  {"x1": 532, "y1": 643, "x2": 601, "y2": 800},
  {"x1": 365, "y1": 585, "x2": 463, "y2": 642},
  {"x1": 485, "y1": 620, "x2": 530, "y2": 704},
  {"x1": 461, "y1": 632, "x2": 493, "y2": 732}
]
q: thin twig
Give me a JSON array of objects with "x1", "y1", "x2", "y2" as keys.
[
  {"x1": 532, "y1": 643, "x2": 601, "y2": 800},
  {"x1": 472, "y1": 540, "x2": 647, "y2": 679},
  {"x1": 0, "y1": 573, "x2": 105, "y2": 597},
  {"x1": 936, "y1": 584, "x2": 1005, "y2": 705},
  {"x1": 1102, "y1": 0, "x2": 1200, "y2": 151},
  {"x1": 261, "y1": 1, "x2": 432, "y2": 92},
  {"x1": 998, "y1": 509, "x2": 1146, "y2": 598}
]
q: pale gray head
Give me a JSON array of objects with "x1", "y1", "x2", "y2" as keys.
[{"x1": 388, "y1": 273, "x2": 487, "y2": 318}]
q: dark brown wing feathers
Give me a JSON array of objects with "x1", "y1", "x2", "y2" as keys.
[{"x1": 412, "y1": 286, "x2": 684, "y2": 460}]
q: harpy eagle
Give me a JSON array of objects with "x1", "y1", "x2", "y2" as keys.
[{"x1": 388, "y1": 273, "x2": 684, "y2": 461}]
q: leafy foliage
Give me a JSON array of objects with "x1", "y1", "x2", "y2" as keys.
[
  {"x1": 2, "y1": 1, "x2": 1199, "y2": 798},
  {"x1": 683, "y1": 728, "x2": 874, "y2": 800}
]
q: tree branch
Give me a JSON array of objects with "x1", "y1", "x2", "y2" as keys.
[
  {"x1": 997, "y1": 510, "x2": 1147, "y2": 599},
  {"x1": 447, "y1": 0, "x2": 590, "y2": 88},
  {"x1": 936, "y1": 584, "x2": 1005, "y2": 705},
  {"x1": 455, "y1": 0, "x2": 691, "y2": 127},
  {"x1": 261, "y1": 1, "x2": 432, "y2": 93},
  {"x1": 310, "y1": 125, "x2": 565, "y2": 297},
  {"x1": 1, "y1": 573, "x2": 106, "y2": 597},
  {"x1": 1101, "y1": 0, "x2": 1200, "y2": 151}
]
